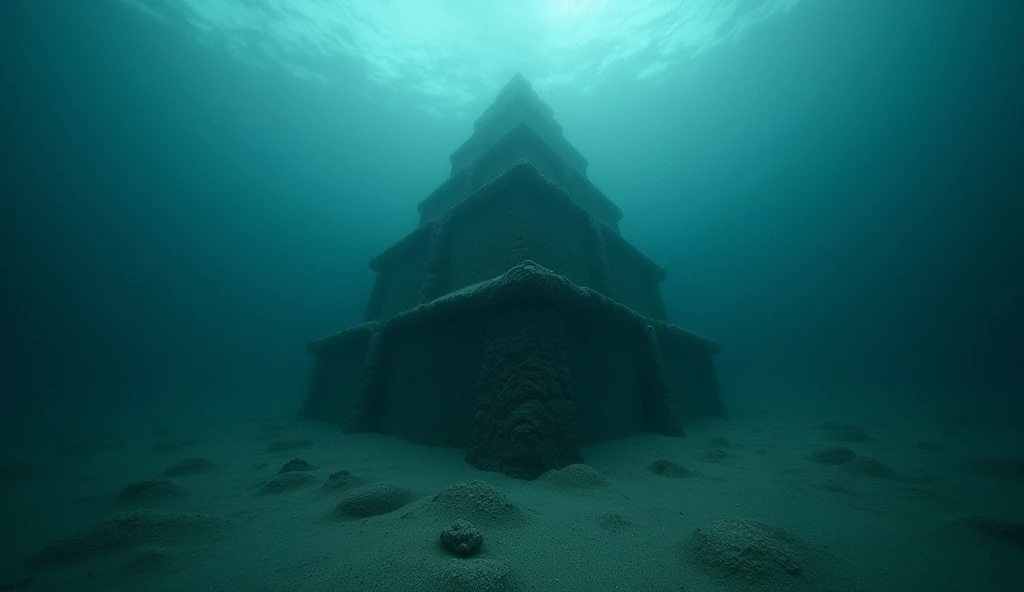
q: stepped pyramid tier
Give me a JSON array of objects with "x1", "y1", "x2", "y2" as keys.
[
  {"x1": 420, "y1": 122, "x2": 622, "y2": 230},
  {"x1": 301, "y1": 75, "x2": 725, "y2": 479},
  {"x1": 366, "y1": 162, "x2": 665, "y2": 322},
  {"x1": 449, "y1": 73, "x2": 590, "y2": 179}
]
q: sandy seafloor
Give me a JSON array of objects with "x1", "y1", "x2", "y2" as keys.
[{"x1": 1, "y1": 393, "x2": 1022, "y2": 592}]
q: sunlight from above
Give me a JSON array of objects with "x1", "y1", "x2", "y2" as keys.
[
  {"x1": 123, "y1": 0, "x2": 804, "y2": 114},
  {"x1": 547, "y1": 0, "x2": 594, "y2": 21}
]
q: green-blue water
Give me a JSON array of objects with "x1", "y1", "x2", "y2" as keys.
[{"x1": 1, "y1": 1, "x2": 1021, "y2": 590}]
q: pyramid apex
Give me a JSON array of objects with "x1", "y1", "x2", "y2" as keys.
[
  {"x1": 508, "y1": 72, "x2": 531, "y2": 87},
  {"x1": 496, "y1": 73, "x2": 535, "y2": 99}
]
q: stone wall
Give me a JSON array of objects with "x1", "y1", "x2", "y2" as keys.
[
  {"x1": 420, "y1": 122, "x2": 621, "y2": 230},
  {"x1": 321, "y1": 262, "x2": 710, "y2": 478},
  {"x1": 366, "y1": 162, "x2": 665, "y2": 322},
  {"x1": 300, "y1": 323, "x2": 376, "y2": 426}
]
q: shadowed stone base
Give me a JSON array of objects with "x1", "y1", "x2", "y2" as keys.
[{"x1": 303, "y1": 261, "x2": 722, "y2": 479}]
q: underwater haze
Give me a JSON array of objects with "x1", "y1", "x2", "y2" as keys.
[
  {"x1": 3, "y1": 0, "x2": 1020, "y2": 438},
  {"x1": 1, "y1": 1, "x2": 1023, "y2": 591}
]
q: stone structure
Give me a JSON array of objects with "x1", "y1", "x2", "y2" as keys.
[{"x1": 301, "y1": 74, "x2": 724, "y2": 479}]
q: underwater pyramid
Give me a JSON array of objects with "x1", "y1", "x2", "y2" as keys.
[{"x1": 301, "y1": 74, "x2": 725, "y2": 479}]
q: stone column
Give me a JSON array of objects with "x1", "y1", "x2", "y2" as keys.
[{"x1": 466, "y1": 307, "x2": 583, "y2": 479}]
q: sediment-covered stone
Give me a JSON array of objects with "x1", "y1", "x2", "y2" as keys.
[{"x1": 440, "y1": 519, "x2": 483, "y2": 557}]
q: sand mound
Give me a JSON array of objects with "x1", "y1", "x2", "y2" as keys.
[
  {"x1": 265, "y1": 439, "x2": 313, "y2": 453},
  {"x1": 818, "y1": 479, "x2": 858, "y2": 496},
  {"x1": 844, "y1": 456, "x2": 897, "y2": 479},
  {"x1": 115, "y1": 479, "x2": 182, "y2": 503},
  {"x1": 701, "y1": 449, "x2": 732, "y2": 463},
  {"x1": 333, "y1": 484, "x2": 416, "y2": 520},
  {"x1": 161, "y1": 457, "x2": 217, "y2": 477},
  {"x1": 688, "y1": 518, "x2": 814, "y2": 586},
  {"x1": 648, "y1": 459, "x2": 692, "y2": 478},
  {"x1": 427, "y1": 558, "x2": 515, "y2": 592},
  {"x1": 806, "y1": 447, "x2": 856, "y2": 465},
  {"x1": 279, "y1": 458, "x2": 318, "y2": 473},
  {"x1": 258, "y1": 471, "x2": 316, "y2": 495},
  {"x1": 707, "y1": 437, "x2": 733, "y2": 448},
  {"x1": 597, "y1": 512, "x2": 635, "y2": 531},
  {"x1": 118, "y1": 547, "x2": 182, "y2": 577},
  {"x1": 322, "y1": 470, "x2": 365, "y2": 493},
  {"x1": 960, "y1": 455, "x2": 1024, "y2": 479},
  {"x1": 968, "y1": 516, "x2": 1024, "y2": 547},
  {"x1": 426, "y1": 480, "x2": 523, "y2": 526},
  {"x1": 540, "y1": 464, "x2": 609, "y2": 490},
  {"x1": 35, "y1": 510, "x2": 227, "y2": 565}
]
